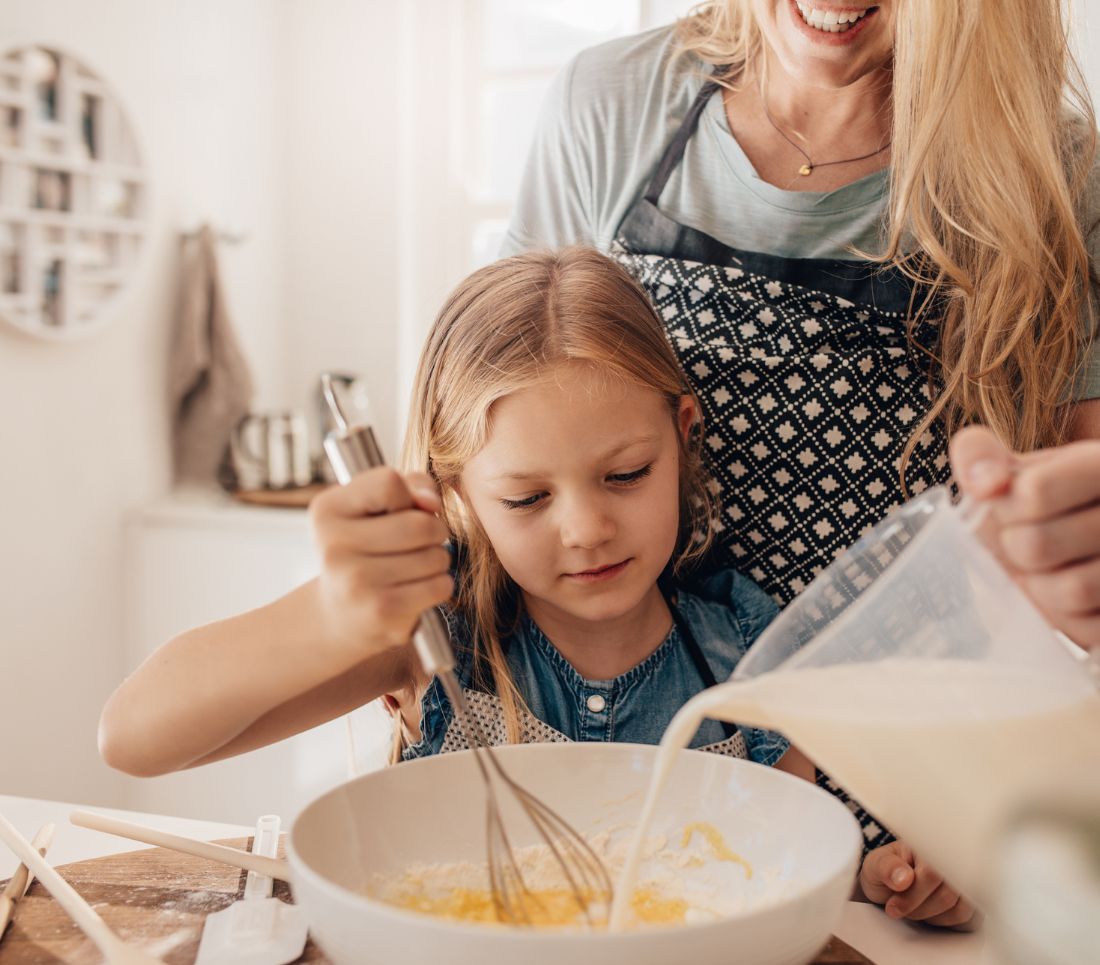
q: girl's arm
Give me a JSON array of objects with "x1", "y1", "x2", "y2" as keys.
[
  {"x1": 98, "y1": 468, "x2": 452, "y2": 776},
  {"x1": 773, "y1": 745, "x2": 816, "y2": 780}
]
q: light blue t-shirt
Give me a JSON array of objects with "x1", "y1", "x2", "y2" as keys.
[{"x1": 501, "y1": 25, "x2": 1100, "y2": 400}]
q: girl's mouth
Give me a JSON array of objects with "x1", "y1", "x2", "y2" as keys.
[
  {"x1": 565, "y1": 559, "x2": 632, "y2": 583},
  {"x1": 790, "y1": 2, "x2": 878, "y2": 41}
]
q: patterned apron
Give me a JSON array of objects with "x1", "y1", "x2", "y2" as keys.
[{"x1": 612, "y1": 78, "x2": 952, "y2": 850}]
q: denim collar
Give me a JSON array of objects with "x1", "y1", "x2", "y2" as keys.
[{"x1": 521, "y1": 614, "x2": 681, "y2": 694}]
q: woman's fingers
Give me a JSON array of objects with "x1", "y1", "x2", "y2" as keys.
[
  {"x1": 1017, "y1": 557, "x2": 1100, "y2": 616},
  {"x1": 950, "y1": 426, "x2": 1015, "y2": 499},
  {"x1": 952, "y1": 428, "x2": 1100, "y2": 647},
  {"x1": 992, "y1": 441, "x2": 1100, "y2": 524},
  {"x1": 1000, "y1": 503, "x2": 1100, "y2": 571}
]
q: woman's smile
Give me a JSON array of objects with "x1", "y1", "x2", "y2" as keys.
[{"x1": 788, "y1": 1, "x2": 879, "y2": 46}]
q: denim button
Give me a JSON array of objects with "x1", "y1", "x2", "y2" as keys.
[{"x1": 586, "y1": 694, "x2": 606, "y2": 713}]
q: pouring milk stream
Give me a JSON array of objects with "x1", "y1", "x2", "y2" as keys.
[{"x1": 609, "y1": 488, "x2": 1100, "y2": 930}]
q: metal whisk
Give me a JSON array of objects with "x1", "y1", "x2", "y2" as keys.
[{"x1": 320, "y1": 374, "x2": 614, "y2": 926}]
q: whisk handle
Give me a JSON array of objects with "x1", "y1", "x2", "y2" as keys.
[
  {"x1": 413, "y1": 608, "x2": 456, "y2": 676},
  {"x1": 320, "y1": 406, "x2": 456, "y2": 678},
  {"x1": 322, "y1": 425, "x2": 385, "y2": 485}
]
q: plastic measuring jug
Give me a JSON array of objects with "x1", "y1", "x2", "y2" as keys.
[{"x1": 692, "y1": 485, "x2": 1100, "y2": 910}]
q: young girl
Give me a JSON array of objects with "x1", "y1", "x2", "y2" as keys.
[{"x1": 99, "y1": 247, "x2": 973, "y2": 928}]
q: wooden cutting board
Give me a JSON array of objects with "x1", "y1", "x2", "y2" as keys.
[{"x1": 0, "y1": 840, "x2": 873, "y2": 964}]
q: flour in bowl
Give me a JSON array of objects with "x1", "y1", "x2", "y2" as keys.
[{"x1": 367, "y1": 821, "x2": 794, "y2": 930}]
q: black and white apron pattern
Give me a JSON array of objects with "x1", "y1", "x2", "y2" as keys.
[{"x1": 612, "y1": 78, "x2": 952, "y2": 851}]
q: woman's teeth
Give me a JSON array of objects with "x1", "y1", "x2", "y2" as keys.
[{"x1": 795, "y1": 3, "x2": 871, "y2": 32}]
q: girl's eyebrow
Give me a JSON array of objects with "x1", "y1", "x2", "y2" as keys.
[{"x1": 489, "y1": 434, "x2": 661, "y2": 482}]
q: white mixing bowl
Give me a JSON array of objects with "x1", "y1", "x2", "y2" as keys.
[{"x1": 288, "y1": 743, "x2": 861, "y2": 965}]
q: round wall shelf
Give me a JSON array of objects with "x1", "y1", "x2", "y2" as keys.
[{"x1": 0, "y1": 45, "x2": 147, "y2": 340}]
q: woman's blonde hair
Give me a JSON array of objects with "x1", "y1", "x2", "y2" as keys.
[
  {"x1": 400, "y1": 247, "x2": 715, "y2": 753},
  {"x1": 678, "y1": 0, "x2": 1098, "y2": 481}
]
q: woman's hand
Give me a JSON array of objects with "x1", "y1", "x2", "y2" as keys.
[
  {"x1": 859, "y1": 842, "x2": 977, "y2": 929},
  {"x1": 310, "y1": 467, "x2": 454, "y2": 659},
  {"x1": 951, "y1": 425, "x2": 1100, "y2": 651}
]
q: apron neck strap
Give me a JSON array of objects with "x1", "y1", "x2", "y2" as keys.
[{"x1": 643, "y1": 71, "x2": 727, "y2": 206}]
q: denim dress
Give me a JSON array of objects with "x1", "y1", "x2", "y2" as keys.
[{"x1": 402, "y1": 567, "x2": 789, "y2": 766}]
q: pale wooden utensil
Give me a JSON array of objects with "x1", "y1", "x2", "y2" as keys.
[
  {"x1": 0, "y1": 822, "x2": 54, "y2": 940},
  {"x1": 70, "y1": 810, "x2": 291, "y2": 881},
  {"x1": 0, "y1": 812, "x2": 163, "y2": 964}
]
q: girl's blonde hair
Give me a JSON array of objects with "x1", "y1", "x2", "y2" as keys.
[
  {"x1": 677, "y1": 0, "x2": 1098, "y2": 481},
  {"x1": 400, "y1": 247, "x2": 715, "y2": 752}
]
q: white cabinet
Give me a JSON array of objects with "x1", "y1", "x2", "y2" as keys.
[{"x1": 121, "y1": 490, "x2": 390, "y2": 825}]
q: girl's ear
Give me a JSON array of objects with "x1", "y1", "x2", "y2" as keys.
[{"x1": 677, "y1": 395, "x2": 700, "y2": 443}]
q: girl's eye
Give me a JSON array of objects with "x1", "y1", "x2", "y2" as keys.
[
  {"x1": 608, "y1": 464, "x2": 653, "y2": 485},
  {"x1": 500, "y1": 492, "x2": 544, "y2": 510}
]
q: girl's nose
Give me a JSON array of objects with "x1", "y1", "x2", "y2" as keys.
[{"x1": 559, "y1": 501, "x2": 616, "y2": 549}]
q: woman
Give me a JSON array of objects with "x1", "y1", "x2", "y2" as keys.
[
  {"x1": 502, "y1": 0, "x2": 1100, "y2": 901},
  {"x1": 504, "y1": 0, "x2": 1100, "y2": 653}
]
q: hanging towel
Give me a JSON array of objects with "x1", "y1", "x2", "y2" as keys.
[{"x1": 169, "y1": 224, "x2": 255, "y2": 484}]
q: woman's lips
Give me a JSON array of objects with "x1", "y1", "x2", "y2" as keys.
[
  {"x1": 788, "y1": 0, "x2": 878, "y2": 46},
  {"x1": 565, "y1": 559, "x2": 632, "y2": 583}
]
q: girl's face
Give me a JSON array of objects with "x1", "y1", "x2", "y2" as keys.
[
  {"x1": 752, "y1": 1, "x2": 896, "y2": 90},
  {"x1": 460, "y1": 364, "x2": 695, "y2": 629}
]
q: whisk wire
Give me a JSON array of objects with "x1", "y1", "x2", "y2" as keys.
[{"x1": 445, "y1": 682, "x2": 613, "y2": 927}]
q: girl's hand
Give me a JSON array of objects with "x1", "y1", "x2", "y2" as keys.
[
  {"x1": 310, "y1": 467, "x2": 454, "y2": 658},
  {"x1": 859, "y1": 842, "x2": 977, "y2": 929},
  {"x1": 951, "y1": 426, "x2": 1100, "y2": 651}
]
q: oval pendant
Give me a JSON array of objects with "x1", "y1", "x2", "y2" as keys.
[{"x1": 799, "y1": 164, "x2": 813, "y2": 176}]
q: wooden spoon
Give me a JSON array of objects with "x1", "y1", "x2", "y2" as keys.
[
  {"x1": 0, "y1": 812, "x2": 163, "y2": 964},
  {"x1": 70, "y1": 810, "x2": 291, "y2": 881}
]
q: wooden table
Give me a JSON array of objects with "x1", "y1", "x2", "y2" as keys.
[
  {"x1": 0, "y1": 840, "x2": 871, "y2": 964},
  {"x1": 0, "y1": 795, "x2": 987, "y2": 965}
]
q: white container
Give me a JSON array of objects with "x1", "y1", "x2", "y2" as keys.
[{"x1": 288, "y1": 742, "x2": 861, "y2": 965}]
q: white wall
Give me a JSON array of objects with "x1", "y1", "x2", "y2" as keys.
[
  {"x1": 1074, "y1": 0, "x2": 1100, "y2": 102},
  {"x1": 279, "y1": 0, "x2": 406, "y2": 458},
  {"x1": 0, "y1": 0, "x2": 287, "y2": 805}
]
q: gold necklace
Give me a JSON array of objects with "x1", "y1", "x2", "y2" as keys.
[{"x1": 760, "y1": 95, "x2": 891, "y2": 177}]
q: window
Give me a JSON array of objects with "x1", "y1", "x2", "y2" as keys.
[
  {"x1": 397, "y1": 0, "x2": 697, "y2": 401},
  {"x1": 463, "y1": 0, "x2": 697, "y2": 268}
]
